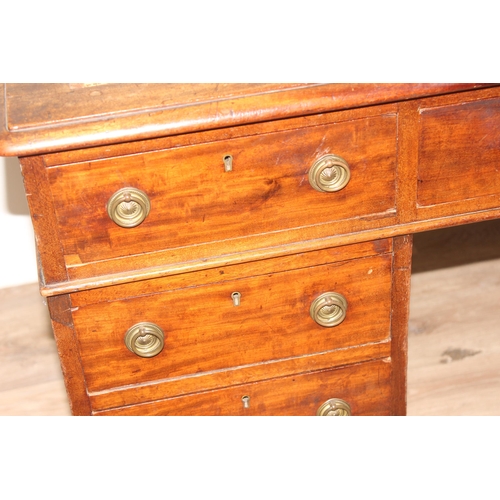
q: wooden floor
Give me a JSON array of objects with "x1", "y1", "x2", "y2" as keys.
[
  {"x1": 408, "y1": 219, "x2": 500, "y2": 416},
  {"x1": 0, "y1": 282, "x2": 71, "y2": 416},
  {"x1": 1, "y1": 220, "x2": 500, "y2": 416}
]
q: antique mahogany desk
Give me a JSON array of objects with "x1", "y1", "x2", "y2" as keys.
[{"x1": 1, "y1": 83, "x2": 499, "y2": 416}]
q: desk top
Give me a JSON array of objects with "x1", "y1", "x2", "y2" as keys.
[{"x1": 0, "y1": 83, "x2": 491, "y2": 157}]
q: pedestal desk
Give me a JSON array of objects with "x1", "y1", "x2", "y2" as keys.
[{"x1": 1, "y1": 83, "x2": 499, "y2": 416}]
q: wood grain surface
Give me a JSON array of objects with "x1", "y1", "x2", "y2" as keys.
[
  {"x1": 2, "y1": 85, "x2": 500, "y2": 417},
  {"x1": 2, "y1": 221, "x2": 499, "y2": 415},
  {"x1": 1, "y1": 83, "x2": 490, "y2": 156},
  {"x1": 408, "y1": 220, "x2": 500, "y2": 416},
  {"x1": 46, "y1": 113, "x2": 397, "y2": 267},
  {"x1": 418, "y1": 96, "x2": 500, "y2": 206},
  {"x1": 0, "y1": 283, "x2": 71, "y2": 416},
  {"x1": 74, "y1": 250, "x2": 392, "y2": 396},
  {"x1": 13, "y1": 86, "x2": 500, "y2": 299},
  {"x1": 96, "y1": 359, "x2": 393, "y2": 416}
]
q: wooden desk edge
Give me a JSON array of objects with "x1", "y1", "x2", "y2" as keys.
[{"x1": 0, "y1": 83, "x2": 494, "y2": 157}]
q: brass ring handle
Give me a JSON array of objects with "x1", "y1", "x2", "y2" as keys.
[
  {"x1": 310, "y1": 292, "x2": 348, "y2": 327},
  {"x1": 107, "y1": 187, "x2": 151, "y2": 228},
  {"x1": 308, "y1": 154, "x2": 351, "y2": 193},
  {"x1": 317, "y1": 398, "x2": 352, "y2": 416},
  {"x1": 124, "y1": 322, "x2": 164, "y2": 358}
]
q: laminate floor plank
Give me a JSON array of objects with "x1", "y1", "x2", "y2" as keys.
[
  {"x1": 0, "y1": 283, "x2": 70, "y2": 416},
  {"x1": 407, "y1": 259, "x2": 500, "y2": 416},
  {"x1": 0, "y1": 379, "x2": 70, "y2": 416},
  {"x1": 408, "y1": 220, "x2": 500, "y2": 416}
]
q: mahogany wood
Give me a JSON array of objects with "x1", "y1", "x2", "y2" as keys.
[
  {"x1": 46, "y1": 294, "x2": 91, "y2": 415},
  {"x1": 390, "y1": 235, "x2": 413, "y2": 415},
  {"x1": 0, "y1": 83, "x2": 490, "y2": 157},
  {"x1": 38, "y1": 207, "x2": 500, "y2": 298},
  {"x1": 18, "y1": 156, "x2": 68, "y2": 286},
  {"x1": 2, "y1": 83, "x2": 499, "y2": 416},
  {"x1": 70, "y1": 239, "x2": 392, "y2": 307},
  {"x1": 89, "y1": 340, "x2": 392, "y2": 412},
  {"x1": 95, "y1": 359, "x2": 393, "y2": 416},
  {"x1": 73, "y1": 246, "x2": 392, "y2": 394},
  {"x1": 46, "y1": 114, "x2": 397, "y2": 268},
  {"x1": 418, "y1": 95, "x2": 500, "y2": 211}
]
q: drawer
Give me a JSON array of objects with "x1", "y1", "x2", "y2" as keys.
[
  {"x1": 72, "y1": 248, "x2": 393, "y2": 394},
  {"x1": 96, "y1": 358, "x2": 393, "y2": 416},
  {"x1": 417, "y1": 96, "x2": 500, "y2": 210},
  {"x1": 47, "y1": 114, "x2": 397, "y2": 267}
]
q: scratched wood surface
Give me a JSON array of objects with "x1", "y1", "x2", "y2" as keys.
[
  {"x1": 46, "y1": 114, "x2": 397, "y2": 267},
  {"x1": 74, "y1": 252, "x2": 392, "y2": 395},
  {"x1": 1, "y1": 83, "x2": 485, "y2": 157},
  {"x1": 1, "y1": 220, "x2": 500, "y2": 415}
]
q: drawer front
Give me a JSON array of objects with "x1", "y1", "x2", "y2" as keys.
[
  {"x1": 96, "y1": 358, "x2": 393, "y2": 416},
  {"x1": 417, "y1": 96, "x2": 500, "y2": 208},
  {"x1": 48, "y1": 114, "x2": 397, "y2": 265},
  {"x1": 73, "y1": 251, "x2": 393, "y2": 393}
]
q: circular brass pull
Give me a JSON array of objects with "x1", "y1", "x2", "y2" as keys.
[
  {"x1": 124, "y1": 322, "x2": 164, "y2": 358},
  {"x1": 107, "y1": 187, "x2": 151, "y2": 228},
  {"x1": 310, "y1": 292, "x2": 348, "y2": 327},
  {"x1": 317, "y1": 398, "x2": 352, "y2": 416},
  {"x1": 308, "y1": 154, "x2": 350, "y2": 193}
]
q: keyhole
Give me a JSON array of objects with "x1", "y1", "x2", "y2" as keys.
[
  {"x1": 241, "y1": 395, "x2": 250, "y2": 408},
  {"x1": 231, "y1": 292, "x2": 241, "y2": 306},
  {"x1": 223, "y1": 154, "x2": 233, "y2": 172}
]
